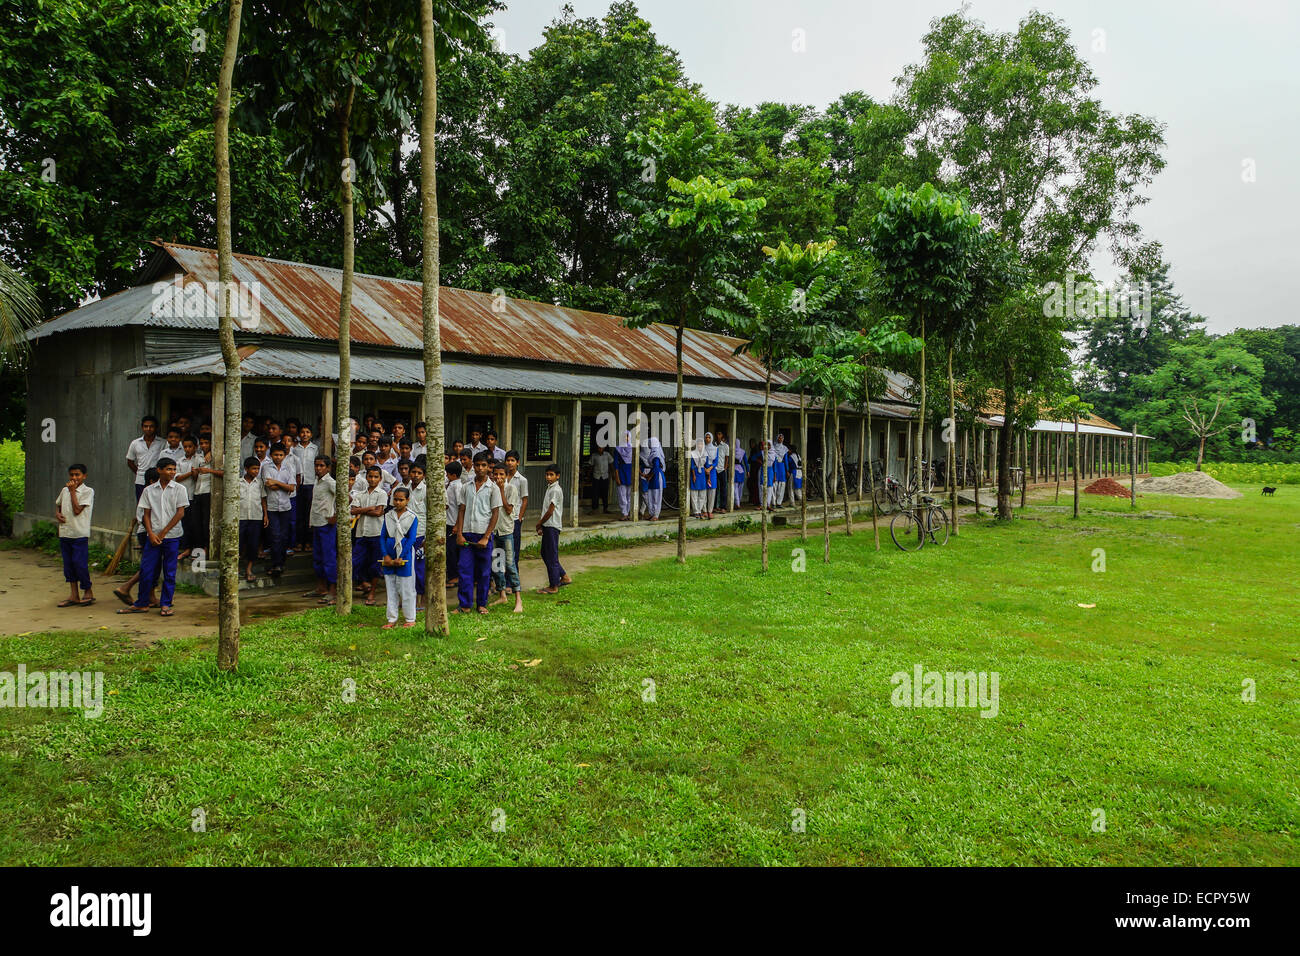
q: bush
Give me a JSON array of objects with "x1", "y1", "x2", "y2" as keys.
[
  {"x1": 1150, "y1": 461, "x2": 1300, "y2": 485},
  {"x1": 0, "y1": 439, "x2": 23, "y2": 534}
]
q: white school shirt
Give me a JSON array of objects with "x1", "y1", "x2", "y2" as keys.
[
  {"x1": 56, "y1": 484, "x2": 94, "y2": 538},
  {"x1": 404, "y1": 480, "x2": 427, "y2": 528},
  {"x1": 507, "y1": 472, "x2": 529, "y2": 510},
  {"x1": 238, "y1": 476, "x2": 266, "y2": 521},
  {"x1": 158, "y1": 442, "x2": 185, "y2": 469},
  {"x1": 262, "y1": 460, "x2": 297, "y2": 512},
  {"x1": 716, "y1": 441, "x2": 730, "y2": 473},
  {"x1": 590, "y1": 451, "x2": 613, "y2": 479},
  {"x1": 240, "y1": 431, "x2": 255, "y2": 461},
  {"x1": 140, "y1": 479, "x2": 190, "y2": 539},
  {"x1": 175, "y1": 451, "x2": 201, "y2": 490},
  {"x1": 410, "y1": 440, "x2": 428, "y2": 461},
  {"x1": 294, "y1": 441, "x2": 318, "y2": 486},
  {"x1": 496, "y1": 482, "x2": 520, "y2": 536},
  {"x1": 352, "y1": 488, "x2": 388, "y2": 537},
  {"x1": 127, "y1": 436, "x2": 164, "y2": 485},
  {"x1": 488, "y1": 446, "x2": 507, "y2": 461},
  {"x1": 353, "y1": 470, "x2": 396, "y2": 496},
  {"x1": 309, "y1": 474, "x2": 336, "y2": 527},
  {"x1": 444, "y1": 479, "x2": 461, "y2": 527},
  {"x1": 467, "y1": 442, "x2": 487, "y2": 457},
  {"x1": 459, "y1": 478, "x2": 503, "y2": 535},
  {"x1": 194, "y1": 452, "x2": 214, "y2": 495},
  {"x1": 541, "y1": 482, "x2": 563, "y2": 530}
]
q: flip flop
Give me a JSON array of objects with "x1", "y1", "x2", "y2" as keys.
[
  {"x1": 317, "y1": 595, "x2": 333, "y2": 604},
  {"x1": 78, "y1": 598, "x2": 96, "y2": 606},
  {"x1": 112, "y1": 589, "x2": 132, "y2": 606},
  {"x1": 117, "y1": 607, "x2": 148, "y2": 614},
  {"x1": 159, "y1": 607, "x2": 174, "y2": 617},
  {"x1": 58, "y1": 599, "x2": 78, "y2": 608}
]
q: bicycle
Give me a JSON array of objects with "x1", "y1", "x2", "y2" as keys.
[
  {"x1": 890, "y1": 494, "x2": 951, "y2": 552},
  {"x1": 873, "y1": 473, "x2": 909, "y2": 513}
]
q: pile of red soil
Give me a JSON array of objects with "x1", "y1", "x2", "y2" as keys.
[{"x1": 1082, "y1": 477, "x2": 1132, "y2": 498}]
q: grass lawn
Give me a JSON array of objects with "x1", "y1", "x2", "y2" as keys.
[{"x1": 2, "y1": 487, "x2": 1297, "y2": 865}]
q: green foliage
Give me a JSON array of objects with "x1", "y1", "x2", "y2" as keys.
[
  {"x1": 1149, "y1": 461, "x2": 1300, "y2": 485},
  {"x1": 0, "y1": 439, "x2": 25, "y2": 531}
]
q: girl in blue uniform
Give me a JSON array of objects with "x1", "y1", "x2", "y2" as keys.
[
  {"x1": 772, "y1": 434, "x2": 789, "y2": 507},
  {"x1": 733, "y1": 440, "x2": 748, "y2": 510},
  {"x1": 615, "y1": 431, "x2": 634, "y2": 520},
  {"x1": 787, "y1": 447, "x2": 804, "y2": 503},
  {"x1": 642, "y1": 437, "x2": 665, "y2": 519},
  {"x1": 688, "y1": 437, "x2": 708, "y2": 517},
  {"x1": 702, "y1": 432, "x2": 719, "y2": 518}
]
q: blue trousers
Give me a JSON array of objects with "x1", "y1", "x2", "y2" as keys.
[
  {"x1": 457, "y1": 531, "x2": 492, "y2": 609},
  {"x1": 59, "y1": 537, "x2": 90, "y2": 589},
  {"x1": 312, "y1": 524, "x2": 337, "y2": 582},
  {"x1": 134, "y1": 538, "x2": 179, "y2": 608},
  {"x1": 413, "y1": 535, "x2": 426, "y2": 596},
  {"x1": 512, "y1": 518, "x2": 522, "y2": 578},
  {"x1": 267, "y1": 509, "x2": 292, "y2": 569},
  {"x1": 295, "y1": 485, "x2": 314, "y2": 546},
  {"x1": 541, "y1": 526, "x2": 565, "y2": 588},
  {"x1": 352, "y1": 535, "x2": 381, "y2": 583}
]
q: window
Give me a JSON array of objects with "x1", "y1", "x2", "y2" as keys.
[
  {"x1": 526, "y1": 415, "x2": 555, "y2": 463},
  {"x1": 898, "y1": 431, "x2": 907, "y2": 459},
  {"x1": 878, "y1": 431, "x2": 887, "y2": 461}
]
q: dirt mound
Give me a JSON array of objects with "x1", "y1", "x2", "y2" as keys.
[
  {"x1": 1136, "y1": 470, "x2": 1241, "y2": 499},
  {"x1": 1083, "y1": 477, "x2": 1132, "y2": 498}
]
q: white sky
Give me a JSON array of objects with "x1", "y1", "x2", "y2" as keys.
[{"x1": 494, "y1": 0, "x2": 1300, "y2": 334}]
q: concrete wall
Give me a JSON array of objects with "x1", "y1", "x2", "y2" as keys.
[{"x1": 18, "y1": 328, "x2": 151, "y2": 546}]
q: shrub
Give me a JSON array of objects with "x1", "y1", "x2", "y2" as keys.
[
  {"x1": 0, "y1": 440, "x2": 23, "y2": 534},
  {"x1": 1150, "y1": 461, "x2": 1300, "y2": 485}
]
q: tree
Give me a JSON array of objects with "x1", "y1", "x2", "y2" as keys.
[
  {"x1": 719, "y1": 240, "x2": 838, "y2": 569},
  {"x1": 621, "y1": 172, "x2": 764, "y2": 564},
  {"x1": 0, "y1": 260, "x2": 41, "y2": 366},
  {"x1": 214, "y1": 0, "x2": 245, "y2": 671},
  {"x1": 1053, "y1": 395, "x2": 1092, "y2": 518},
  {"x1": 865, "y1": 183, "x2": 981, "y2": 506},
  {"x1": 416, "y1": 0, "x2": 486, "y2": 635},
  {"x1": 897, "y1": 10, "x2": 1166, "y2": 279},
  {"x1": 1135, "y1": 337, "x2": 1271, "y2": 467}
]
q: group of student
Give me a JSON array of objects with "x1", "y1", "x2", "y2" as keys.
[
  {"x1": 584, "y1": 428, "x2": 805, "y2": 521},
  {"x1": 54, "y1": 412, "x2": 574, "y2": 628}
]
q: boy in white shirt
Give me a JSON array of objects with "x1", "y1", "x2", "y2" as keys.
[
  {"x1": 410, "y1": 421, "x2": 429, "y2": 462},
  {"x1": 534, "y1": 463, "x2": 570, "y2": 594},
  {"x1": 453, "y1": 452, "x2": 502, "y2": 614},
  {"x1": 308, "y1": 456, "x2": 337, "y2": 604},
  {"x1": 490, "y1": 462, "x2": 523, "y2": 613},
  {"x1": 120, "y1": 456, "x2": 189, "y2": 616},
  {"x1": 262, "y1": 443, "x2": 298, "y2": 575},
  {"x1": 589, "y1": 444, "x2": 613, "y2": 514},
  {"x1": 237, "y1": 457, "x2": 268, "y2": 582},
  {"x1": 444, "y1": 461, "x2": 462, "y2": 588},
  {"x1": 175, "y1": 435, "x2": 202, "y2": 559},
  {"x1": 125, "y1": 415, "x2": 163, "y2": 502},
  {"x1": 293, "y1": 424, "x2": 318, "y2": 551},
  {"x1": 504, "y1": 450, "x2": 529, "y2": 582},
  {"x1": 54, "y1": 462, "x2": 95, "y2": 606},
  {"x1": 350, "y1": 466, "x2": 388, "y2": 606}
]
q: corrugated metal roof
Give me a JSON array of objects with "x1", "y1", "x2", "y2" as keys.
[
  {"x1": 124, "y1": 345, "x2": 913, "y2": 417},
  {"x1": 98, "y1": 242, "x2": 776, "y2": 384},
  {"x1": 987, "y1": 416, "x2": 1149, "y2": 439},
  {"x1": 26, "y1": 283, "x2": 158, "y2": 339}
]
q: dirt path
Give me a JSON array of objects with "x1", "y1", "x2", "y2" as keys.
[{"x1": 1, "y1": 489, "x2": 1065, "y2": 638}]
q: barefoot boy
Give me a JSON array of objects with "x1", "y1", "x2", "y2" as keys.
[
  {"x1": 490, "y1": 462, "x2": 523, "y2": 613},
  {"x1": 55, "y1": 463, "x2": 95, "y2": 606}
]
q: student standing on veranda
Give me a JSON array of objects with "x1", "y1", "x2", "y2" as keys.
[
  {"x1": 444, "y1": 460, "x2": 462, "y2": 589},
  {"x1": 237, "y1": 457, "x2": 268, "y2": 582},
  {"x1": 589, "y1": 444, "x2": 613, "y2": 514},
  {"x1": 703, "y1": 431, "x2": 719, "y2": 519},
  {"x1": 733, "y1": 439, "x2": 748, "y2": 513},
  {"x1": 120, "y1": 456, "x2": 188, "y2": 617},
  {"x1": 688, "y1": 438, "x2": 708, "y2": 518},
  {"x1": 642, "y1": 437, "x2": 665, "y2": 520},
  {"x1": 307, "y1": 456, "x2": 337, "y2": 604},
  {"x1": 126, "y1": 415, "x2": 163, "y2": 503},
  {"x1": 454, "y1": 452, "x2": 502, "y2": 615},
  {"x1": 262, "y1": 443, "x2": 298, "y2": 576},
  {"x1": 193, "y1": 435, "x2": 219, "y2": 557},
  {"x1": 614, "y1": 432, "x2": 634, "y2": 520},
  {"x1": 534, "y1": 463, "x2": 570, "y2": 594},
  {"x1": 294, "y1": 423, "x2": 318, "y2": 551},
  {"x1": 54, "y1": 463, "x2": 95, "y2": 607}
]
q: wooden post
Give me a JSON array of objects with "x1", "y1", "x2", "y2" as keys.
[
  {"x1": 571, "y1": 398, "x2": 582, "y2": 528},
  {"x1": 728, "y1": 406, "x2": 738, "y2": 510},
  {"x1": 631, "y1": 402, "x2": 641, "y2": 522},
  {"x1": 856, "y1": 413, "x2": 865, "y2": 500},
  {"x1": 209, "y1": 379, "x2": 225, "y2": 559},
  {"x1": 321, "y1": 387, "x2": 335, "y2": 458},
  {"x1": 885, "y1": 419, "x2": 892, "y2": 479},
  {"x1": 503, "y1": 396, "x2": 513, "y2": 456}
]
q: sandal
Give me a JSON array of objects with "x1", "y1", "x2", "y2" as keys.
[
  {"x1": 318, "y1": 595, "x2": 333, "y2": 604},
  {"x1": 58, "y1": 599, "x2": 78, "y2": 608},
  {"x1": 112, "y1": 589, "x2": 132, "y2": 606},
  {"x1": 78, "y1": 597, "x2": 96, "y2": 606},
  {"x1": 117, "y1": 606, "x2": 148, "y2": 614},
  {"x1": 159, "y1": 607, "x2": 174, "y2": 617}
]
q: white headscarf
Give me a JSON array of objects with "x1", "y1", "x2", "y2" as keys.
[
  {"x1": 640, "y1": 436, "x2": 653, "y2": 464},
  {"x1": 773, "y1": 433, "x2": 788, "y2": 462},
  {"x1": 649, "y1": 437, "x2": 665, "y2": 465},
  {"x1": 690, "y1": 437, "x2": 706, "y2": 467},
  {"x1": 704, "y1": 432, "x2": 717, "y2": 465},
  {"x1": 763, "y1": 439, "x2": 775, "y2": 467},
  {"x1": 616, "y1": 431, "x2": 633, "y2": 464}
]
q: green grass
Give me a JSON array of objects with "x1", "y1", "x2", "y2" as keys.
[{"x1": 2, "y1": 487, "x2": 1297, "y2": 865}]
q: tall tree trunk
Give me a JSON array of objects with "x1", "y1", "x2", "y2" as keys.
[
  {"x1": 1195, "y1": 435, "x2": 1206, "y2": 471},
  {"x1": 947, "y1": 345, "x2": 958, "y2": 536},
  {"x1": 865, "y1": 364, "x2": 879, "y2": 550},
  {"x1": 761, "y1": 367, "x2": 770, "y2": 570},
  {"x1": 1072, "y1": 417, "x2": 1081, "y2": 519},
  {"x1": 834, "y1": 404, "x2": 851, "y2": 535},
  {"x1": 676, "y1": 321, "x2": 686, "y2": 564},
  {"x1": 821, "y1": 401, "x2": 830, "y2": 563},
  {"x1": 419, "y1": 0, "x2": 448, "y2": 635},
  {"x1": 973, "y1": 427, "x2": 981, "y2": 515},
  {"x1": 334, "y1": 92, "x2": 357, "y2": 615},
  {"x1": 997, "y1": 363, "x2": 1014, "y2": 520},
  {"x1": 799, "y1": 388, "x2": 807, "y2": 541},
  {"x1": 1054, "y1": 431, "x2": 1062, "y2": 504},
  {"x1": 214, "y1": 0, "x2": 244, "y2": 673},
  {"x1": 915, "y1": 313, "x2": 926, "y2": 499}
]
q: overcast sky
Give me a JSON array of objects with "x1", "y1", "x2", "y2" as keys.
[{"x1": 493, "y1": 0, "x2": 1299, "y2": 334}]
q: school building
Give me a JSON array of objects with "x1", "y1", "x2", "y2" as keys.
[{"x1": 17, "y1": 241, "x2": 1150, "y2": 550}]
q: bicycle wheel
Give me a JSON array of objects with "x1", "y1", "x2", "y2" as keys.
[
  {"x1": 926, "y1": 507, "x2": 951, "y2": 546},
  {"x1": 890, "y1": 510, "x2": 925, "y2": 551}
]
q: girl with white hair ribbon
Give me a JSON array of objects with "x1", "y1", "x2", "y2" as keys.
[
  {"x1": 702, "y1": 432, "x2": 719, "y2": 518},
  {"x1": 689, "y1": 437, "x2": 708, "y2": 517},
  {"x1": 615, "y1": 431, "x2": 634, "y2": 521},
  {"x1": 771, "y1": 433, "x2": 789, "y2": 507}
]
